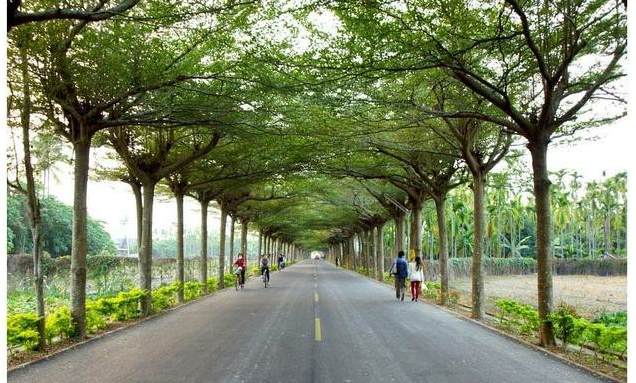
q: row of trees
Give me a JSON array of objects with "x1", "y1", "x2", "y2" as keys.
[{"x1": 7, "y1": 0, "x2": 626, "y2": 351}]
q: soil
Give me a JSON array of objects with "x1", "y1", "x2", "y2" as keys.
[{"x1": 449, "y1": 274, "x2": 626, "y2": 318}]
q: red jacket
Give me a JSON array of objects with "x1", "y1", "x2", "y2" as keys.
[{"x1": 234, "y1": 258, "x2": 246, "y2": 269}]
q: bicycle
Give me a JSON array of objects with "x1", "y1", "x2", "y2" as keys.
[
  {"x1": 261, "y1": 268, "x2": 270, "y2": 288},
  {"x1": 233, "y1": 267, "x2": 243, "y2": 291}
]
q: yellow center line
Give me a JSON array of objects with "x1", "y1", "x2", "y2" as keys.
[
  {"x1": 314, "y1": 317, "x2": 322, "y2": 341},
  {"x1": 314, "y1": 292, "x2": 319, "y2": 302}
]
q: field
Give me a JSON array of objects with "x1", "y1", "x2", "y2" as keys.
[{"x1": 450, "y1": 274, "x2": 626, "y2": 318}]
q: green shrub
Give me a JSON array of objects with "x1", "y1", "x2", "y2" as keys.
[
  {"x1": 88, "y1": 288, "x2": 145, "y2": 321},
  {"x1": 151, "y1": 283, "x2": 179, "y2": 312},
  {"x1": 184, "y1": 281, "x2": 203, "y2": 301},
  {"x1": 206, "y1": 278, "x2": 218, "y2": 293},
  {"x1": 45, "y1": 306, "x2": 73, "y2": 344},
  {"x1": 495, "y1": 298, "x2": 539, "y2": 335},
  {"x1": 7, "y1": 313, "x2": 40, "y2": 351},
  {"x1": 593, "y1": 311, "x2": 627, "y2": 327},
  {"x1": 423, "y1": 281, "x2": 440, "y2": 300},
  {"x1": 223, "y1": 273, "x2": 235, "y2": 288},
  {"x1": 549, "y1": 303, "x2": 579, "y2": 349},
  {"x1": 85, "y1": 303, "x2": 108, "y2": 334}
]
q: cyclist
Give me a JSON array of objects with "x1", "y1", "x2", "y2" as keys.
[
  {"x1": 277, "y1": 254, "x2": 285, "y2": 270},
  {"x1": 233, "y1": 253, "x2": 246, "y2": 288},
  {"x1": 260, "y1": 254, "x2": 270, "y2": 285}
]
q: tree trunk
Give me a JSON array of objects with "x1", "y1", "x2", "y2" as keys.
[
  {"x1": 435, "y1": 196, "x2": 449, "y2": 305},
  {"x1": 349, "y1": 237, "x2": 356, "y2": 270},
  {"x1": 369, "y1": 229, "x2": 377, "y2": 278},
  {"x1": 377, "y1": 224, "x2": 385, "y2": 281},
  {"x1": 71, "y1": 138, "x2": 90, "y2": 338},
  {"x1": 472, "y1": 173, "x2": 486, "y2": 319},
  {"x1": 258, "y1": 230, "x2": 263, "y2": 257},
  {"x1": 200, "y1": 199, "x2": 209, "y2": 293},
  {"x1": 19, "y1": 51, "x2": 46, "y2": 348},
  {"x1": 409, "y1": 200, "x2": 423, "y2": 260},
  {"x1": 229, "y1": 217, "x2": 235, "y2": 270},
  {"x1": 604, "y1": 213, "x2": 611, "y2": 255},
  {"x1": 395, "y1": 212, "x2": 405, "y2": 255},
  {"x1": 241, "y1": 219, "x2": 248, "y2": 258},
  {"x1": 218, "y1": 207, "x2": 228, "y2": 289},
  {"x1": 139, "y1": 182, "x2": 156, "y2": 316},
  {"x1": 175, "y1": 192, "x2": 184, "y2": 303},
  {"x1": 529, "y1": 139, "x2": 556, "y2": 346},
  {"x1": 129, "y1": 181, "x2": 143, "y2": 254}
]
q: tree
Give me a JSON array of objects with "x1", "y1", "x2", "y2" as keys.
[
  {"x1": 327, "y1": 0, "x2": 626, "y2": 347},
  {"x1": 108, "y1": 126, "x2": 221, "y2": 315}
]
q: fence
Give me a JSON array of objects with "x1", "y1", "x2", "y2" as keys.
[{"x1": 418, "y1": 257, "x2": 626, "y2": 280}]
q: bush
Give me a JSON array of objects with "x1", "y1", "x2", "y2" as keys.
[
  {"x1": 423, "y1": 281, "x2": 440, "y2": 300},
  {"x1": 549, "y1": 303, "x2": 579, "y2": 349},
  {"x1": 151, "y1": 283, "x2": 179, "y2": 312},
  {"x1": 206, "y1": 278, "x2": 218, "y2": 293},
  {"x1": 45, "y1": 306, "x2": 73, "y2": 344},
  {"x1": 183, "y1": 281, "x2": 203, "y2": 301},
  {"x1": 7, "y1": 313, "x2": 40, "y2": 351},
  {"x1": 85, "y1": 304, "x2": 108, "y2": 334},
  {"x1": 593, "y1": 311, "x2": 627, "y2": 327},
  {"x1": 223, "y1": 273, "x2": 235, "y2": 288},
  {"x1": 88, "y1": 288, "x2": 146, "y2": 321},
  {"x1": 497, "y1": 298, "x2": 627, "y2": 361},
  {"x1": 495, "y1": 298, "x2": 539, "y2": 335}
]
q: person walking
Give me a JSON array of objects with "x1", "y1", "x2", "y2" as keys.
[
  {"x1": 389, "y1": 251, "x2": 409, "y2": 301},
  {"x1": 409, "y1": 256, "x2": 424, "y2": 302}
]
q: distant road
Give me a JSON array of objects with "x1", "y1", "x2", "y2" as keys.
[{"x1": 9, "y1": 261, "x2": 607, "y2": 383}]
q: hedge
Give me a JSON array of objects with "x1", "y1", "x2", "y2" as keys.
[{"x1": 495, "y1": 299, "x2": 627, "y2": 361}]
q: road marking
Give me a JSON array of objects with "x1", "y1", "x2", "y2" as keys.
[
  {"x1": 314, "y1": 318, "x2": 322, "y2": 341},
  {"x1": 314, "y1": 292, "x2": 319, "y2": 302}
]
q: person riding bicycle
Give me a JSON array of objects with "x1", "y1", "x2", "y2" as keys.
[
  {"x1": 260, "y1": 254, "x2": 270, "y2": 283},
  {"x1": 277, "y1": 254, "x2": 285, "y2": 270},
  {"x1": 233, "y1": 254, "x2": 246, "y2": 287}
]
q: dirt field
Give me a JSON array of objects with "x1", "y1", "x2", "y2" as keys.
[{"x1": 449, "y1": 274, "x2": 626, "y2": 318}]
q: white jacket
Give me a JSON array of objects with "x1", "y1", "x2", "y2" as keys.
[{"x1": 408, "y1": 262, "x2": 424, "y2": 282}]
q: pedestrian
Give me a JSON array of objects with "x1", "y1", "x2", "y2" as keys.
[
  {"x1": 408, "y1": 256, "x2": 424, "y2": 302},
  {"x1": 389, "y1": 251, "x2": 409, "y2": 301}
]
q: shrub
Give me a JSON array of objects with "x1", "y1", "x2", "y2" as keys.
[
  {"x1": 184, "y1": 281, "x2": 203, "y2": 301},
  {"x1": 7, "y1": 313, "x2": 40, "y2": 351},
  {"x1": 549, "y1": 303, "x2": 579, "y2": 349},
  {"x1": 151, "y1": 283, "x2": 179, "y2": 312},
  {"x1": 593, "y1": 311, "x2": 627, "y2": 327},
  {"x1": 223, "y1": 273, "x2": 235, "y2": 288},
  {"x1": 85, "y1": 303, "x2": 108, "y2": 333},
  {"x1": 423, "y1": 281, "x2": 440, "y2": 300},
  {"x1": 206, "y1": 278, "x2": 218, "y2": 293},
  {"x1": 45, "y1": 306, "x2": 73, "y2": 344},
  {"x1": 88, "y1": 288, "x2": 145, "y2": 321},
  {"x1": 495, "y1": 298, "x2": 539, "y2": 335}
]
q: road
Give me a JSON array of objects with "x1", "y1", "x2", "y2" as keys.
[{"x1": 9, "y1": 261, "x2": 608, "y2": 383}]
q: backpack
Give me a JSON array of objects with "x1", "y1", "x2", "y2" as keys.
[{"x1": 395, "y1": 259, "x2": 408, "y2": 278}]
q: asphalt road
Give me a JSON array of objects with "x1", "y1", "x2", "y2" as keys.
[{"x1": 8, "y1": 261, "x2": 607, "y2": 383}]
